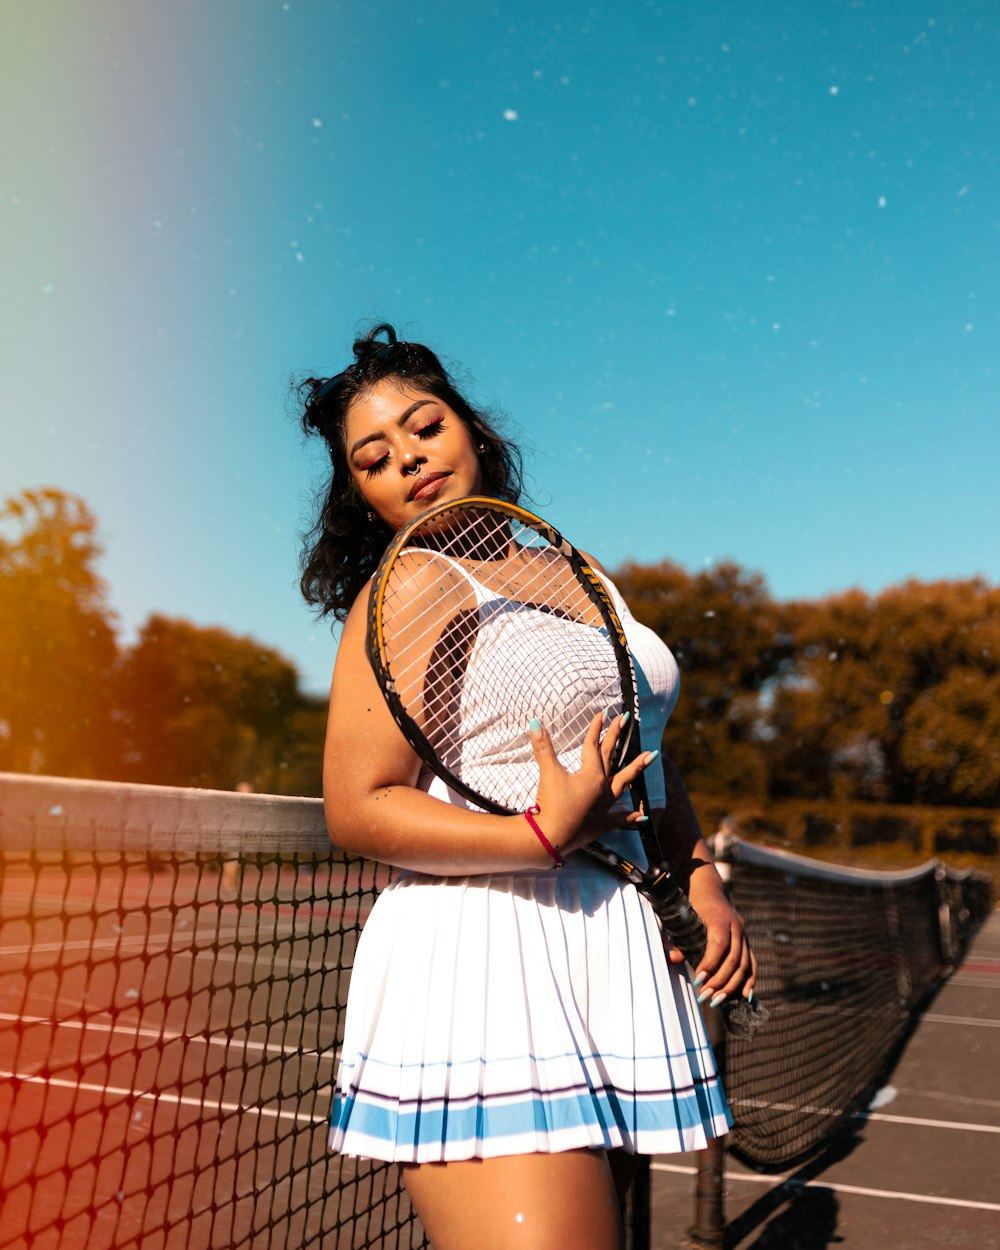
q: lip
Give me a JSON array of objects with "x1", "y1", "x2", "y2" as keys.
[{"x1": 408, "y1": 472, "x2": 450, "y2": 502}]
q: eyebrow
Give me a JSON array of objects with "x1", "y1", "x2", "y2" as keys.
[{"x1": 349, "y1": 399, "x2": 434, "y2": 459}]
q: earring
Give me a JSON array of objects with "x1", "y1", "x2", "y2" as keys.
[
  {"x1": 476, "y1": 443, "x2": 487, "y2": 453},
  {"x1": 367, "y1": 510, "x2": 375, "y2": 522}
]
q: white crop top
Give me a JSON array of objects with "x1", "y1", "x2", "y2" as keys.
[{"x1": 415, "y1": 564, "x2": 680, "y2": 872}]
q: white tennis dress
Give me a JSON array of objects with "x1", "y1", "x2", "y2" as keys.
[{"x1": 329, "y1": 571, "x2": 732, "y2": 1162}]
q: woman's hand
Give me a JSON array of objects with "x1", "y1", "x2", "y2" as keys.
[
  {"x1": 526, "y1": 713, "x2": 658, "y2": 857},
  {"x1": 663, "y1": 870, "x2": 757, "y2": 1006}
]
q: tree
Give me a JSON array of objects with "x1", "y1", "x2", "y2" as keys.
[
  {"x1": 116, "y1": 615, "x2": 309, "y2": 791},
  {"x1": 613, "y1": 559, "x2": 791, "y2": 797},
  {"x1": 0, "y1": 489, "x2": 119, "y2": 776},
  {"x1": 767, "y1": 579, "x2": 1000, "y2": 806}
]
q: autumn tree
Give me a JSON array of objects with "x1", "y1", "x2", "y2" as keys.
[
  {"x1": 767, "y1": 579, "x2": 1000, "y2": 807},
  {"x1": 0, "y1": 489, "x2": 119, "y2": 776},
  {"x1": 613, "y1": 559, "x2": 791, "y2": 798},
  {"x1": 116, "y1": 615, "x2": 310, "y2": 791}
]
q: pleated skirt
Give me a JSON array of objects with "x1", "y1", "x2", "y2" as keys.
[{"x1": 329, "y1": 860, "x2": 732, "y2": 1163}]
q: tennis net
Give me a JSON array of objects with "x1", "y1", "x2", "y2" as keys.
[
  {"x1": 0, "y1": 772, "x2": 425, "y2": 1250},
  {"x1": 713, "y1": 833, "x2": 993, "y2": 1169},
  {"x1": 3, "y1": 772, "x2": 990, "y2": 1244},
  {"x1": 0, "y1": 773, "x2": 652, "y2": 1250}
]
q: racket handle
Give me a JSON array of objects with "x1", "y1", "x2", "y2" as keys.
[
  {"x1": 644, "y1": 870, "x2": 768, "y2": 1039},
  {"x1": 584, "y1": 844, "x2": 767, "y2": 1041}
]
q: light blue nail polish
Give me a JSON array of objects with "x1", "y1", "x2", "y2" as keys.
[
  {"x1": 692, "y1": 972, "x2": 707, "y2": 988},
  {"x1": 645, "y1": 749, "x2": 660, "y2": 764},
  {"x1": 621, "y1": 711, "x2": 631, "y2": 725},
  {"x1": 747, "y1": 989, "x2": 755, "y2": 1004},
  {"x1": 528, "y1": 718, "x2": 541, "y2": 732},
  {"x1": 697, "y1": 989, "x2": 712, "y2": 1005},
  {"x1": 710, "y1": 993, "x2": 726, "y2": 1008}
]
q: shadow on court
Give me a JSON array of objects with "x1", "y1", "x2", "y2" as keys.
[{"x1": 649, "y1": 909, "x2": 1000, "y2": 1250}]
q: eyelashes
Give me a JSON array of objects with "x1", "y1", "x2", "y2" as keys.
[{"x1": 358, "y1": 416, "x2": 446, "y2": 478}]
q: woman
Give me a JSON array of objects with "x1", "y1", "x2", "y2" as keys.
[{"x1": 300, "y1": 325, "x2": 755, "y2": 1250}]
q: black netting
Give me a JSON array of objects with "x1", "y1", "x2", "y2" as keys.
[
  {"x1": 717, "y1": 838, "x2": 992, "y2": 1169},
  {"x1": 0, "y1": 775, "x2": 429, "y2": 1250}
]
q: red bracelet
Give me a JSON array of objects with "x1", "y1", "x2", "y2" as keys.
[{"x1": 524, "y1": 804, "x2": 564, "y2": 869}]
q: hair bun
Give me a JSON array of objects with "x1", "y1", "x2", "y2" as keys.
[{"x1": 352, "y1": 322, "x2": 398, "y2": 367}]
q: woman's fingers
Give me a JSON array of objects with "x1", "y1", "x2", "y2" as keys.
[
  {"x1": 692, "y1": 909, "x2": 756, "y2": 1005},
  {"x1": 527, "y1": 717, "x2": 552, "y2": 755},
  {"x1": 609, "y1": 747, "x2": 660, "y2": 800}
]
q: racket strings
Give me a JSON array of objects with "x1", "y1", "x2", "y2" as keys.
[{"x1": 379, "y1": 506, "x2": 626, "y2": 811}]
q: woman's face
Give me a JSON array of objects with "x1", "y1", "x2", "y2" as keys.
[{"x1": 344, "y1": 380, "x2": 485, "y2": 532}]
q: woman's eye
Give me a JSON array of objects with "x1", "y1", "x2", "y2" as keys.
[
  {"x1": 416, "y1": 417, "x2": 444, "y2": 438},
  {"x1": 359, "y1": 453, "x2": 389, "y2": 476}
]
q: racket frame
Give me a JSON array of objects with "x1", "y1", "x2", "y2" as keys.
[{"x1": 366, "y1": 495, "x2": 651, "y2": 819}]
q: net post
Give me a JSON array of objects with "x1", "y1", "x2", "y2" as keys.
[
  {"x1": 627, "y1": 1155, "x2": 651, "y2": 1250},
  {"x1": 689, "y1": 967, "x2": 728, "y2": 1247},
  {"x1": 688, "y1": 827, "x2": 735, "y2": 1249}
]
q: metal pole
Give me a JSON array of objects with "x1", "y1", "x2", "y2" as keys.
[
  {"x1": 689, "y1": 830, "x2": 734, "y2": 1248},
  {"x1": 629, "y1": 1154, "x2": 651, "y2": 1250},
  {"x1": 689, "y1": 1000, "x2": 727, "y2": 1248}
]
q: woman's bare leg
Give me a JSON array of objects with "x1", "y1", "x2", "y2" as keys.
[{"x1": 402, "y1": 1149, "x2": 624, "y2": 1250}]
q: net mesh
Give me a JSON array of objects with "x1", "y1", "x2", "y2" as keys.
[
  {"x1": 715, "y1": 835, "x2": 993, "y2": 1169},
  {"x1": 0, "y1": 773, "x2": 428, "y2": 1250},
  {"x1": 4, "y1": 768, "x2": 990, "y2": 1239}
]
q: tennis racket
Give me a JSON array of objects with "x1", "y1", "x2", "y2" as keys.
[{"x1": 366, "y1": 495, "x2": 764, "y2": 1038}]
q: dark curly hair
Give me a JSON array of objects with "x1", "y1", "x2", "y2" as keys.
[{"x1": 299, "y1": 323, "x2": 524, "y2": 621}]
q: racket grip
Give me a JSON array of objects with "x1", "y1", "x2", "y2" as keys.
[{"x1": 644, "y1": 871, "x2": 768, "y2": 1041}]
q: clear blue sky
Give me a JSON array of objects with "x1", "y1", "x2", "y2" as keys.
[{"x1": 3, "y1": 1, "x2": 997, "y2": 694}]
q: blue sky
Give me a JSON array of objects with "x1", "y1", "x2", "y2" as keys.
[{"x1": 3, "y1": 1, "x2": 997, "y2": 694}]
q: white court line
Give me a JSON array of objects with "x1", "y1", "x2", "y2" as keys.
[
  {"x1": 733, "y1": 1098, "x2": 1000, "y2": 1135},
  {"x1": 651, "y1": 1163, "x2": 1000, "y2": 1213},
  {"x1": 859, "y1": 1111, "x2": 1000, "y2": 1134},
  {"x1": 0, "y1": 1012, "x2": 334, "y2": 1062},
  {"x1": 922, "y1": 1012, "x2": 1000, "y2": 1028},
  {"x1": 0, "y1": 1069, "x2": 330, "y2": 1128},
  {"x1": 0, "y1": 922, "x2": 306, "y2": 958},
  {"x1": 893, "y1": 1086, "x2": 1000, "y2": 1111},
  {"x1": 0, "y1": 928, "x2": 331, "y2": 976}
]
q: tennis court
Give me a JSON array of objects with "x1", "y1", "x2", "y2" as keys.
[
  {"x1": 649, "y1": 908, "x2": 1000, "y2": 1248},
  {"x1": 0, "y1": 772, "x2": 993, "y2": 1249}
]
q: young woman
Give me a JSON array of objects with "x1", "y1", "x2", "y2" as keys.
[{"x1": 300, "y1": 325, "x2": 755, "y2": 1250}]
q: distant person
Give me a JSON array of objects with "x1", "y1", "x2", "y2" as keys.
[{"x1": 298, "y1": 324, "x2": 755, "y2": 1248}]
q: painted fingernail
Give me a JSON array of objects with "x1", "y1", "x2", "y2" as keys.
[
  {"x1": 709, "y1": 993, "x2": 727, "y2": 1008},
  {"x1": 697, "y1": 989, "x2": 712, "y2": 1005},
  {"x1": 692, "y1": 972, "x2": 707, "y2": 988},
  {"x1": 644, "y1": 750, "x2": 660, "y2": 765},
  {"x1": 528, "y1": 718, "x2": 542, "y2": 733},
  {"x1": 602, "y1": 707, "x2": 612, "y2": 723},
  {"x1": 747, "y1": 989, "x2": 755, "y2": 1004},
  {"x1": 621, "y1": 711, "x2": 631, "y2": 725}
]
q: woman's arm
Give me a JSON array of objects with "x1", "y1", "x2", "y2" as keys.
[
  {"x1": 658, "y1": 751, "x2": 757, "y2": 1003},
  {"x1": 322, "y1": 590, "x2": 654, "y2": 874}
]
